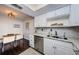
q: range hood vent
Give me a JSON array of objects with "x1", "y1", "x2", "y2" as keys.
[{"x1": 11, "y1": 4, "x2": 23, "y2": 9}]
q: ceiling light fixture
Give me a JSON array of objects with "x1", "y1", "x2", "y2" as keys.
[{"x1": 8, "y1": 12, "x2": 15, "y2": 19}]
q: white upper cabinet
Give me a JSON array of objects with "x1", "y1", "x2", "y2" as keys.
[
  {"x1": 34, "y1": 14, "x2": 47, "y2": 27},
  {"x1": 70, "y1": 5, "x2": 79, "y2": 26},
  {"x1": 45, "y1": 10, "x2": 56, "y2": 18},
  {"x1": 34, "y1": 6, "x2": 70, "y2": 27},
  {"x1": 34, "y1": 12, "x2": 56, "y2": 27},
  {"x1": 55, "y1": 6, "x2": 70, "y2": 16}
]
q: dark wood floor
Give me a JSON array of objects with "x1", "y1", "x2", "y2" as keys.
[
  {"x1": 2, "y1": 46, "x2": 29, "y2": 55},
  {"x1": 0, "y1": 39, "x2": 29, "y2": 55}
]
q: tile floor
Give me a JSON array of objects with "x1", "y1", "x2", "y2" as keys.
[{"x1": 19, "y1": 47, "x2": 42, "y2": 55}]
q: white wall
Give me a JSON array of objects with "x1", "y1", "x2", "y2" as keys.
[
  {"x1": 35, "y1": 27, "x2": 79, "y2": 39},
  {"x1": 0, "y1": 14, "x2": 24, "y2": 36}
]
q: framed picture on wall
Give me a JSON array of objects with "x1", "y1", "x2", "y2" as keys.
[{"x1": 14, "y1": 24, "x2": 20, "y2": 28}]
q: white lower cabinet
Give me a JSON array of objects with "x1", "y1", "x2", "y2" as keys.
[
  {"x1": 29, "y1": 35, "x2": 34, "y2": 48},
  {"x1": 54, "y1": 46, "x2": 75, "y2": 55},
  {"x1": 44, "y1": 38, "x2": 54, "y2": 55},
  {"x1": 44, "y1": 38, "x2": 75, "y2": 55},
  {"x1": 30, "y1": 39, "x2": 34, "y2": 48}
]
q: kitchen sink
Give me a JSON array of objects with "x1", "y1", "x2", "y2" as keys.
[
  {"x1": 47, "y1": 35, "x2": 68, "y2": 40},
  {"x1": 51, "y1": 36, "x2": 59, "y2": 38}
]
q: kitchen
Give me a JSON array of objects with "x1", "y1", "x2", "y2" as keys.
[{"x1": 0, "y1": 4, "x2": 79, "y2": 55}]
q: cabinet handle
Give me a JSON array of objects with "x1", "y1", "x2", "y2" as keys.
[
  {"x1": 53, "y1": 46, "x2": 57, "y2": 54},
  {"x1": 53, "y1": 46, "x2": 56, "y2": 49}
]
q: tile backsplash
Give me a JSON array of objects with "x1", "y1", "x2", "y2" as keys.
[{"x1": 35, "y1": 27, "x2": 79, "y2": 39}]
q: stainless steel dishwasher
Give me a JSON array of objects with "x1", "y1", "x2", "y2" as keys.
[{"x1": 34, "y1": 35, "x2": 43, "y2": 53}]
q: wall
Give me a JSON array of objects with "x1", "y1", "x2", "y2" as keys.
[
  {"x1": 0, "y1": 14, "x2": 24, "y2": 36},
  {"x1": 35, "y1": 27, "x2": 79, "y2": 39}
]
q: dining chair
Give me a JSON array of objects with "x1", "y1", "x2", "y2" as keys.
[{"x1": 0, "y1": 38, "x2": 3, "y2": 54}]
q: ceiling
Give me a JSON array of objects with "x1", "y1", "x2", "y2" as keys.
[
  {"x1": 24, "y1": 4, "x2": 47, "y2": 11},
  {"x1": 0, "y1": 5, "x2": 33, "y2": 20},
  {"x1": 0, "y1": 4, "x2": 70, "y2": 18}
]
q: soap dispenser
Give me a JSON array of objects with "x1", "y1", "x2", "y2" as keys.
[
  {"x1": 47, "y1": 29, "x2": 51, "y2": 37},
  {"x1": 50, "y1": 28, "x2": 53, "y2": 36},
  {"x1": 63, "y1": 32, "x2": 67, "y2": 40},
  {"x1": 55, "y1": 31, "x2": 57, "y2": 36},
  {"x1": 47, "y1": 31, "x2": 51, "y2": 37}
]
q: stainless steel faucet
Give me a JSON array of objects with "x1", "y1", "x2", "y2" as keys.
[{"x1": 55, "y1": 31, "x2": 57, "y2": 36}]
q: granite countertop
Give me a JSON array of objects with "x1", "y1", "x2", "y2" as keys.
[
  {"x1": 46, "y1": 37, "x2": 72, "y2": 43},
  {"x1": 34, "y1": 33, "x2": 72, "y2": 43}
]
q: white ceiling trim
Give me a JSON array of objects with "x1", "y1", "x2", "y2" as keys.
[{"x1": 24, "y1": 4, "x2": 47, "y2": 11}]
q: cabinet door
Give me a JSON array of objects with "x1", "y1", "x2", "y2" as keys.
[
  {"x1": 34, "y1": 15, "x2": 47, "y2": 27},
  {"x1": 29, "y1": 35, "x2": 34, "y2": 48},
  {"x1": 70, "y1": 5, "x2": 79, "y2": 26},
  {"x1": 55, "y1": 6, "x2": 70, "y2": 16},
  {"x1": 30, "y1": 39, "x2": 34, "y2": 47},
  {"x1": 54, "y1": 40, "x2": 75, "y2": 55},
  {"x1": 55, "y1": 45, "x2": 75, "y2": 55},
  {"x1": 54, "y1": 40, "x2": 73, "y2": 49},
  {"x1": 46, "y1": 11, "x2": 56, "y2": 18},
  {"x1": 44, "y1": 38, "x2": 54, "y2": 55},
  {"x1": 34, "y1": 17, "x2": 40, "y2": 27}
]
